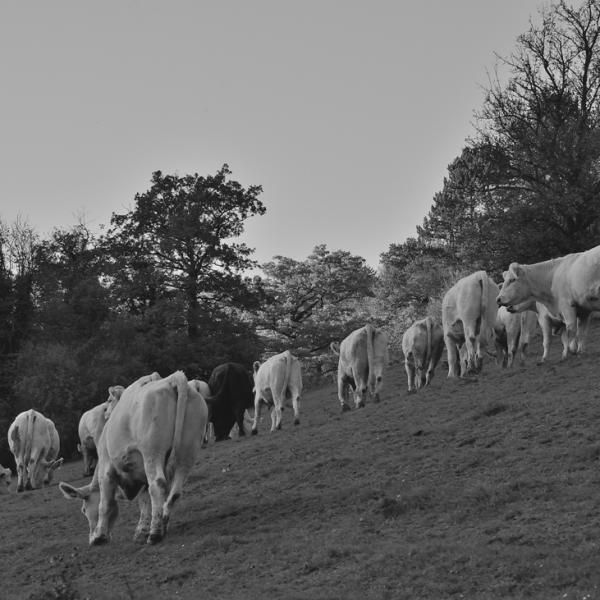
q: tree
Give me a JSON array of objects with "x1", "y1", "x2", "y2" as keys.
[
  {"x1": 477, "y1": 0, "x2": 600, "y2": 256},
  {"x1": 256, "y1": 245, "x2": 376, "y2": 355},
  {"x1": 104, "y1": 164, "x2": 265, "y2": 340}
]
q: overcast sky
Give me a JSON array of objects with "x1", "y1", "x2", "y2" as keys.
[{"x1": 0, "y1": 1, "x2": 544, "y2": 268}]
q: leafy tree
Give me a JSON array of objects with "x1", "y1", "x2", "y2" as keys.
[
  {"x1": 104, "y1": 164, "x2": 265, "y2": 340},
  {"x1": 256, "y1": 244, "x2": 376, "y2": 355},
  {"x1": 477, "y1": 0, "x2": 600, "y2": 257}
]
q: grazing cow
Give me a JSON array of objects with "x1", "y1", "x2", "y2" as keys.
[
  {"x1": 493, "y1": 306, "x2": 538, "y2": 367},
  {"x1": 0, "y1": 465, "x2": 11, "y2": 493},
  {"x1": 497, "y1": 246, "x2": 600, "y2": 358},
  {"x1": 206, "y1": 362, "x2": 254, "y2": 441},
  {"x1": 78, "y1": 385, "x2": 125, "y2": 476},
  {"x1": 8, "y1": 409, "x2": 63, "y2": 492},
  {"x1": 331, "y1": 324, "x2": 389, "y2": 410},
  {"x1": 401, "y1": 317, "x2": 444, "y2": 392},
  {"x1": 442, "y1": 271, "x2": 499, "y2": 377},
  {"x1": 505, "y1": 298, "x2": 567, "y2": 363},
  {"x1": 251, "y1": 350, "x2": 302, "y2": 433},
  {"x1": 59, "y1": 371, "x2": 208, "y2": 546}
]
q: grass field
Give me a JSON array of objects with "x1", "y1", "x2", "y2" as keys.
[{"x1": 3, "y1": 325, "x2": 600, "y2": 600}]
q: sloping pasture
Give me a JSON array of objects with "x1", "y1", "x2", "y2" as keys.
[{"x1": 3, "y1": 327, "x2": 600, "y2": 600}]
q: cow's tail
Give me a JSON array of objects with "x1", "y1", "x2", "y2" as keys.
[
  {"x1": 24, "y1": 409, "x2": 36, "y2": 463},
  {"x1": 365, "y1": 324, "x2": 376, "y2": 389},
  {"x1": 282, "y1": 351, "x2": 293, "y2": 399},
  {"x1": 480, "y1": 272, "x2": 489, "y2": 335},
  {"x1": 425, "y1": 317, "x2": 433, "y2": 368},
  {"x1": 167, "y1": 371, "x2": 189, "y2": 463}
]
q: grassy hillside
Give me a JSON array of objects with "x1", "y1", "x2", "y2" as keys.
[{"x1": 3, "y1": 327, "x2": 600, "y2": 600}]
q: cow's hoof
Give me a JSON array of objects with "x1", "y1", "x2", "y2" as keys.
[
  {"x1": 293, "y1": 418, "x2": 300, "y2": 425},
  {"x1": 90, "y1": 534, "x2": 109, "y2": 546},
  {"x1": 133, "y1": 531, "x2": 149, "y2": 544},
  {"x1": 147, "y1": 532, "x2": 163, "y2": 545},
  {"x1": 251, "y1": 429, "x2": 258, "y2": 436},
  {"x1": 275, "y1": 423, "x2": 282, "y2": 430},
  {"x1": 341, "y1": 404, "x2": 351, "y2": 413}
]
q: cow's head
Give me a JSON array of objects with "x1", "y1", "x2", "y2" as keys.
[
  {"x1": 30, "y1": 457, "x2": 64, "y2": 489},
  {"x1": 104, "y1": 385, "x2": 125, "y2": 421},
  {"x1": 496, "y1": 264, "x2": 531, "y2": 311},
  {"x1": 59, "y1": 481, "x2": 116, "y2": 546},
  {"x1": 0, "y1": 466, "x2": 11, "y2": 493}
]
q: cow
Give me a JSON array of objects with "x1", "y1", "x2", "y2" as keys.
[
  {"x1": 78, "y1": 385, "x2": 125, "y2": 476},
  {"x1": 401, "y1": 317, "x2": 444, "y2": 393},
  {"x1": 497, "y1": 246, "x2": 600, "y2": 358},
  {"x1": 493, "y1": 306, "x2": 538, "y2": 367},
  {"x1": 251, "y1": 350, "x2": 302, "y2": 433},
  {"x1": 442, "y1": 270, "x2": 499, "y2": 377},
  {"x1": 0, "y1": 465, "x2": 11, "y2": 493},
  {"x1": 8, "y1": 409, "x2": 64, "y2": 492},
  {"x1": 59, "y1": 371, "x2": 207, "y2": 546},
  {"x1": 331, "y1": 324, "x2": 389, "y2": 411},
  {"x1": 205, "y1": 362, "x2": 253, "y2": 441},
  {"x1": 504, "y1": 297, "x2": 567, "y2": 363}
]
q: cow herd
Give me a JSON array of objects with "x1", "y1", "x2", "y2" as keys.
[{"x1": 1, "y1": 244, "x2": 600, "y2": 547}]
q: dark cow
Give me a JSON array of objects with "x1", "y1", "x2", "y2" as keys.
[{"x1": 206, "y1": 362, "x2": 254, "y2": 441}]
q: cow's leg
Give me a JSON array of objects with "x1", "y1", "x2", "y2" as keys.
[
  {"x1": 576, "y1": 313, "x2": 591, "y2": 353},
  {"x1": 445, "y1": 337, "x2": 459, "y2": 378},
  {"x1": 337, "y1": 371, "x2": 351, "y2": 412},
  {"x1": 425, "y1": 359, "x2": 435, "y2": 386},
  {"x1": 251, "y1": 393, "x2": 263, "y2": 435},
  {"x1": 538, "y1": 316, "x2": 552, "y2": 363},
  {"x1": 15, "y1": 460, "x2": 25, "y2": 493},
  {"x1": 404, "y1": 356, "x2": 415, "y2": 393},
  {"x1": 145, "y1": 462, "x2": 168, "y2": 544},
  {"x1": 91, "y1": 474, "x2": 119, "y2": 545},
  {"x1": 291, "y1": 392, "x2": 300, "y2": 425},
  {"x1": 353, "y1": 375, "x2": 367, "y2": 408},
  {"x1": 134, "y1": 487, "x2": 152, "y2": 543},
  {"x1": 463, "y1": 328, "x2": 478, "y2": 373},
  {"x1": 562, "y1": 307, "x2": 578, "y2": 359},
  {"x1": 271, "y1": 397, "x2": 283, "y2": 431},
  {"x1": 235, "y1": 408, "x2": 246, "y2": 436},
  {"x1": 162, "y1": 465, "x2": 190, "y2": 535}
]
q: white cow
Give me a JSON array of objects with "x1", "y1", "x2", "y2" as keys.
[
  {"x1": 78, "y1": 385, "x2": 125, "y2": 476},
  {"x1": 401, "y1": 317, "x2": 444, "y2": 392},
  {"x1": 494, "y1": 306, "x2": 538, "y2": 367},
  {"x1": 442, "y1": 271, "x2": 499, "y2": 377},
  {"x1": 497, "y1": 245, "x2": 600, "y2": 358},
  {"x1": 331, "y1": 324, "x2": 389, "y2": 410},
  {"x1": 251, "y1": 350, "x2": 302, "y2": 433},
  {"x1": 504, "y1": 297, "x2": 567, "y2": 363},
  {"x1": 8, "y1": 409, "x2": 63, "y2": 492},
  {"x1": 59, "y1": 371, "x2": 208, "y2": 546},
  {"x1": 0, "y1": 465, "x2": 11, "y2": 493}
]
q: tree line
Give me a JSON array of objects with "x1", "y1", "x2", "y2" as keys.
[{"x1": 2, "y1": 0, "x2": 600, "y2": 465}]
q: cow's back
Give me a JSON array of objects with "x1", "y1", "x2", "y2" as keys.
[{"x1": 209, "y1": 362, "x2": 253, "y2": 409}]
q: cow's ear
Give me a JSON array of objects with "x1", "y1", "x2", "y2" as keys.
[
  {"x1": 330, "y1": 342, "x2": 340, "y2": 355},
  {"x1": 513, "y1": 264, "x2": 524, "y2": 277},
  {"x1": 109, "y1": 386, "x2": 124, "y2": 401},
  {"x1": 253, "y1": 361, "x2": 261, "y2": 374},
  {"x1": 59, "y1": 481, "x2": 90, "y2": 500}
]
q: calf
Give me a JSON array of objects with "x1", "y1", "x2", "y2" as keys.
[
  {"x1": 206, "y1": 362, "x2": 254, "y2": 441},
  {"x1": 8, "y1": 409, "x2": 63, "y2": 492},
  {"x1": 331, "y1": 324, "x2": 389, "y2": 410},
  {"x1": 401, "y1": 317, "x2": 444, "y2": 392},
  {"x1": 252, "y1": 350, "x2": 302, "y2": 433},
  {"x1": 78, "y1": 385, "x2": 125, "y2": 476}
]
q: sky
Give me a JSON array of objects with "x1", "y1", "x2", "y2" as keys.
[{"x1": 0, "y1": 1, "x2": 545, "y2": 269}]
